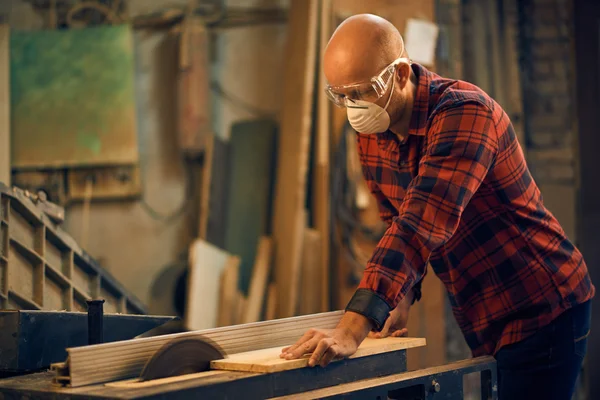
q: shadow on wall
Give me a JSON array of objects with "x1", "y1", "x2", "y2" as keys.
[{"x1": 147, "y1": 253, "x2": 188, "y2": 317}]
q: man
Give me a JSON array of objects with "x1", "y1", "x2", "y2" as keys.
[{"x1": 280, "y1": 14, "x2": 594, "y2": 399}]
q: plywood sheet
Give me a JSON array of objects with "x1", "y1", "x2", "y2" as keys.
[
  {"x1": 185, "y1": 239, "x2": 235, "y2": 330},
  {"x1": 225, "y1": 120, "x2": 277, "y2": 294},
  {"x1": 272, "y1": 0, "x2": 319, "y2": 318},
  {"x1": 211, "y1": 337, "x2": 426, "y2": 373},
  {"x1": 10, "y1": 25, "x2": 138, "y2": 169},
  {"x1": 198, "y1": 134, "x2": 230, "y2": 248}
]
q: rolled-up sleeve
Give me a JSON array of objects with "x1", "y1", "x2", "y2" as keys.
[{"x1": 346, "y1": 101, "x2": 499, "y2": 330}]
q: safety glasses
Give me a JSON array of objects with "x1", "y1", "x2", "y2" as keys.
[{"x1": 325, "y1": 57, "x2": 410, "y2": 108}]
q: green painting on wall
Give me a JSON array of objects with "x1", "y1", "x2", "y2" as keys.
[{"x1": 10, "y1": 24, "x2": 138, "y2": 169}]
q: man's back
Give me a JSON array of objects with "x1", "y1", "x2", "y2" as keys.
[{"x1": 355, "y1": 62, "x2": 595, "y2": 356}]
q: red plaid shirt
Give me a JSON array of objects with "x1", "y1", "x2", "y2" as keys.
[{"x1": 345, "y1": 63, "x2": 595, "y2": 356}]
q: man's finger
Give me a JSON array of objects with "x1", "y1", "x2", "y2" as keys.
[
  {"x1": 308, "y1": 338, "x2": 334, "y2": 367},
  {"x1": 390, "y1": 328, "x2": 408, "y2": 337},
  {"x1": 285, "y1": 336, "x2": 320, "y2": 360},
  {"x1": 280, "y1": 330, "x2": 316, "y2": 357},
  {"x1": 318, "y1": 345, "x2": 339, "y2": 367}
]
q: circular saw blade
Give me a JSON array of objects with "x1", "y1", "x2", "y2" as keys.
[{"x1": 140, "y1": 336, "x2": 225, "y2": 381}]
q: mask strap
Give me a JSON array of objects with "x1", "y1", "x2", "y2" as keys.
[{"x1": 382, "y1": 75, "x2": 395, "y2": 111}]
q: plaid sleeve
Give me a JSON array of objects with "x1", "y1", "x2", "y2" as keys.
[{"x1": 346, "y1": 102, "x2": 499, "y2": 329}]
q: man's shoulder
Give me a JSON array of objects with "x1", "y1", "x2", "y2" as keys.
[{"x1": 429, "y1": 75, "x2": 499, "y2": 117}]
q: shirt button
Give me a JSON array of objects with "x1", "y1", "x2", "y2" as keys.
[{"x1": 400, "y1": 161, "x2": 407, "y2": 166}]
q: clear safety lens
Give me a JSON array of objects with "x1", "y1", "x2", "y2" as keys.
[{"x1": 324, "y1": 57, "x2": 409, "y2": 108}]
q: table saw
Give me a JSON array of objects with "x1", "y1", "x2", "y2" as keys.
[{"x1": 0, "y1": 310, "x2": 498, "y2": 399}]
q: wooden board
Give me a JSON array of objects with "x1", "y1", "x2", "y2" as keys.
[
  {"x1": 225, "y1": 120, "x2": 277, "y2": 294},
  {"x1": 211, "y1": 337, "x2": 426, "y2": 373},
  {"x1": 217, "y1": 255, "x2": 241, "y2": 327},
  {"x1": 185, "y1": 239, "x2": 236, "y2": 330},
  {"x1": 0, "y1": 25, "x2": 8, "y2": 185},
  {"x1": 177, "y1": 17, "x2": 212, "y2": 155},
  {"x1": 243, "y1": 236, "x2": 273, "y2": 323},
  {"x1": 272, "y1": 0, "x2": 319, "y2": 318},
  {"x1": 314, "y1": 0, "x2": 333, "y2": 313},
  {"x1": 298, "y1": 229, "x2": 322, "y2": 315}
]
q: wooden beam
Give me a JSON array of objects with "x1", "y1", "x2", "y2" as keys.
[
  {"x1": 0, "y1": 25, "x2": 9, "y2": 186},
  {"x1": 52, "y1": 311, "x2": 343, "y2": 387},
  {"x1": 272, "y1": 0, "x2": 319, "y2": 318},
  {"x1": 314, "y1": 0, "x2": 333, "y2": 313}
]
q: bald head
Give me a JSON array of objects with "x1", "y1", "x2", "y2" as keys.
[{"x1": 324, "y1": 14, "x2": 404, "y2": 87}]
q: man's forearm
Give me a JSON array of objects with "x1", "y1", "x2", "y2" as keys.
[{"x1": 336, "y1": 310, "x2": 374, "y2": 344}]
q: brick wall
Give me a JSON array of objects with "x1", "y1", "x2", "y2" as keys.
[{"x1": 518, "y1": 0, "x2": 578, "y2": 240}]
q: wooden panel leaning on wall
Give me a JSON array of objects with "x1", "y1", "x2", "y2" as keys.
[{"x1": 0, "y1": 25, "x2": 9, "y2": 186}]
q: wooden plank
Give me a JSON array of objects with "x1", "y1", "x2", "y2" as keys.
[
  {"x1": 185, "y1": 239, "x2": 235, "y2": 330},
  {"x1": 314, "y1": 0, "x2": 332, "y2": 313},
  {"x1": 177, "y1": 17, "x2": 212, "y2": 155},
  {"x1": 217, "y1": 255, "x2": 241, "y2": 327},
  {"x1": 243, "y1": 237, "x2": 273, "y2": 323},
  {"x1": 55, "y1": 311, "x2": 344, "y2": 387},
  {"x1": 0, "y1": 25, "x2": 8, "y2": 186},
  {"x1": 198, "y1": 134, "x2": 230, "y2": 248},
  {"x1": 272, "y1": 0, "x2": 319, "y2": 318},
  {"x1": 211, "y1": 337, "x2": 426, "y2": 373},
  {"x1": 104, "y1": 370, "x2": 229, "y2": 389},
  {"x1": 298, "y1": 229, "x2": 322, "y2": 315},
  {"x1": 265, "y1": 282, "x2": 277, "y2": 320},
  {"x1": 225, "y1": 120, "x2": 277, "y2": 294}
]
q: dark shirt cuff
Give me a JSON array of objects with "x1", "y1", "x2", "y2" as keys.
[
  {"x1": 345, "y1": 289, "x2": 392, "y2": 331},
  {"x1": 412, "y1": 279, "x2": 422, "y2": 305}
]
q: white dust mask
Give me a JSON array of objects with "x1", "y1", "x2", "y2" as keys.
[{"x1": 346, "y1": 76, "x2": 395, "y2": 134}]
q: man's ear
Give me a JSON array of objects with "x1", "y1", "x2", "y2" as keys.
[{"x1": 396, "y1": 63, "x2": 411, "y2": 88}]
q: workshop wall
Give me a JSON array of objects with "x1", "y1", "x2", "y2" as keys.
[
  {"x1": 0, "y1": 0, "x2": 287, "y2": 313},
  {"x1": 517, "y1": 0, "x2": 578, "y2": 242},
  {"x1": 68, "y1": 0, "x2": 287, "y2": 314}
]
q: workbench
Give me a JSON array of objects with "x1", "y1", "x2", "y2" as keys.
[{"x1": 0, "y1": 352, "x2": 497, "y2": 399}]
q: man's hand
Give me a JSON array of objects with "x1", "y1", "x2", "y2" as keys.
[
  {"x1": 279, "y1": 311, "x2": 373, "y2": 367},
  {"x1": 368, "y1": 288, "x2": 414, "y2": 339}
]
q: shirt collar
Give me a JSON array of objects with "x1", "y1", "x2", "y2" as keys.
[
  {"x1": 375, "y1": 62, "x2": 431, "y2": 146},
  {"x1": 407, "y1": 63, "x2": 431, "y2": 137}
]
